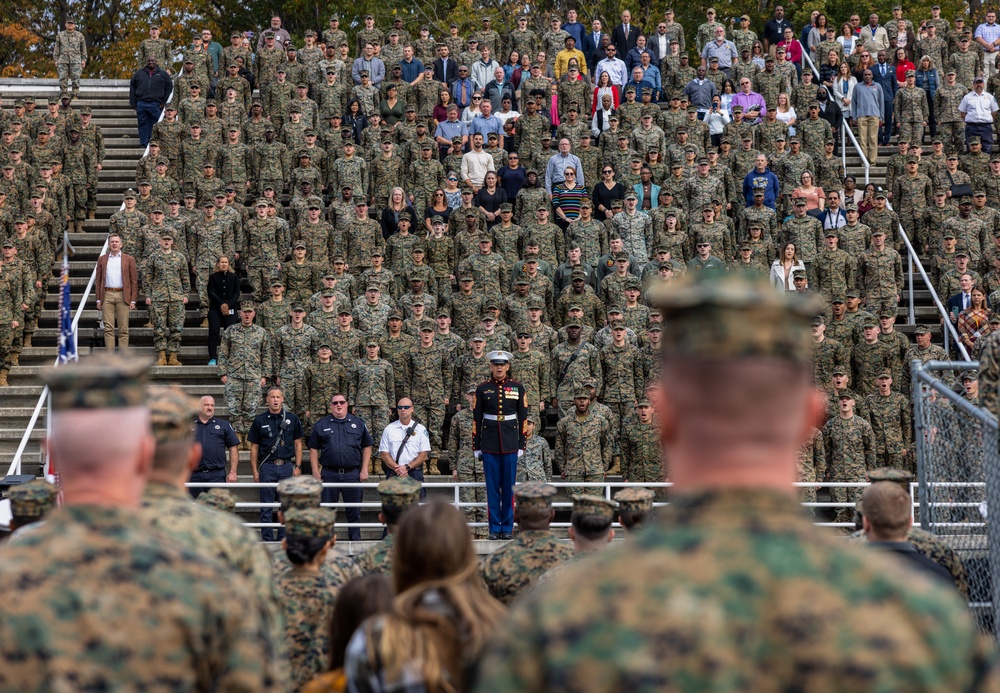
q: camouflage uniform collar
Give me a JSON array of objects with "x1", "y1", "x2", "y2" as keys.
[
  {"x1": 662, "y1": 488, "x2": 807, "y2": 528},
  {"x1": 142, "y1": 481, "x2": 190, "y2": 500}
]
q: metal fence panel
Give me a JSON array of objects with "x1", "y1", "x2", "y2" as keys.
[{"x1": 913, "y1": 360, "x2": 999, "y2": 633}]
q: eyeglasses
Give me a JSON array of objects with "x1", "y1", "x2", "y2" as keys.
[
  {"x1": 331, "y1": 400, "x2": 347, "y2": 406},
  {"x1": 396, "y1": 405, "x2": 412, "y2": 410}
]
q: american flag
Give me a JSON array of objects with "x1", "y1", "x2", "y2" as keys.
[{"x1": 56, "y1": 230, "x2": 76, "y2": 364}]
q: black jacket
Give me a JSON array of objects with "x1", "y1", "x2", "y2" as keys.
[
  {"x1": 473, "y1": 377, "x2": 528, "y2": 453},
  {"x1": 434, "y1": 57, "x2": 459, "y2": 86},
  {"x1": 129, "y1": 66, "x2": 173, "y2": 108},
  {"x1": 611, "y1": 23, "x2": 639, "y2": 57},
  {"x1": 208, "y1": 271, "x2": 241, "y2": 312}
]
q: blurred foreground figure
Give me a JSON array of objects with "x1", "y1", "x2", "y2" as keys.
[{"x1": 475, "y1": 274, "x2": 998, "y2": 693}]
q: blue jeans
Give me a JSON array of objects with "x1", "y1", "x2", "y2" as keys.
[
  {"x1": 259, "y1": 461, "x2": 294, "y2": 541},
  {"x1": 187, "y1": 467, "x2": 226, "y2": 499},
  {"x1": 321, "y1": 467, "x2": 362, "y2": 540},
  {"x1": 482, "y1": 451, "x2": 517, "y2": 534},
  {"x1": 135, "y1": 101, "x2": 162, "y2": 146}
]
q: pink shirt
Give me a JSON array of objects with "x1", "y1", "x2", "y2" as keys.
[{"x1": 778, "y1": 39, "x2": 803, "y2": 64}]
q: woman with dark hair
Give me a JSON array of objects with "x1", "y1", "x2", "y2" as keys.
[
  {"x1": 380, "y1": 84, "x2": 405, "y2": 126},
  {"x1": 301, "y1": 575, "x2": 393, "y2": 693},
  {"x1": 474, "y1": 171, "x2": 508, "y2": 228},
  {"x1": 894, "y1": 46, "x2": 915, "y2": 85},
  {"x1": 345, "y1": 502, "x2": 506, "y2": 693},
  {"x1": 769, "y1": 241, "x2": 806, "y2": 292},
  {"x1": 343, "y1": 99, "x2": 368, "y2": 143},
  {"x1": 958, "y1": 285, "x2": 992, "y2": 353},
  {"x1": 206, "y1": 254, "x2": 240, "y2": 366},
  {"x1": 591, "y1": 164, "x2": 624, "y2": 220},
  {"x1": 276, "y1": 508, "x2": 340, "y2": 692},
  {"x1": 433, "y1": 89, "x2": 453, "y2": 125}
]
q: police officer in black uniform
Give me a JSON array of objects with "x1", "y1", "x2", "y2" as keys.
[
  {"x1": 308, "y1": 391, "x2": 374, "y2": 541},
  {"x1": 247, "y1": 386, "x2": 304, "y2": 541},
  {"x1": 473, "y1": 350, "x2": 529, "y2": 539},
  {"x1": 189, "y1": 394, "x2": 240, "y2": 498}
]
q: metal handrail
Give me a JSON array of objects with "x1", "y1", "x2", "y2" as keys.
[
  {"x1": 4, "y1": 88, "x2": 172, "y2": 478},
  {"x1": 885, "y1": 202, "x2": 970, "y2": 358},
  {"x1": 800, "y1": 51, "x2": 871, "y2": 184}
]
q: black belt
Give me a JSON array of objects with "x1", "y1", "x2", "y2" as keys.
[
  {"x1": 265, "y1": 458, "x2": 292, "y2": 466},
  {"x1": 322, "y1": 465, "x2": 359, "y2": 474}
]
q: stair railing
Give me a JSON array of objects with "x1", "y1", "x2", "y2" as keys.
[{"x1": 5, "y1": 88, "x2": 173, "y2": 477}]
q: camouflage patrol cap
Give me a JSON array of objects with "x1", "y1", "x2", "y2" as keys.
[
  {"x1": 614, "y1": 487, "x2": 654, "y2": 513},
  {"x1": 419, "y1": 319, "x2": 436, "y2": 331},
  {"x1": 277, "y1": 476, "x2": 323, "y2": 511},
  {"x1": 7, "y1": 479, "x2": 58, "y2": 520},
  {"x1": 284, "y1": 507, "x2": 336, "y2": 538},
  {"x1": 378, "y1": 476, "x2": 421, "y2": 512},
  {"x1": 196, "y1": 487, "x2": 236, "y2": 513},
  {"x1": 913, "y1": 325, "x2": 931, "y2": 335},
  {"x1": 571, "y1": 494, "x2": 617, "y2": 520},
  {"x1": 649, "y1": 274, "x2": 821, "y2": 366},
  {"x1": 124, "y1": 188, "x2": 137, "y2": 199},
  {"x1": 146, "y1": 385, "x2": 198, "y2": 442},
  {"x1": 514, "y1": 482, "x2": 557, "y2": 512},
  {"x1": 962, "y1": 369, "x2": 978, "y2": 381},
  {"x1": 837, "y1": 390, "x2": 856, "y2": 400},
  {"x1": 42, "y1": 352, "x2": 151, "y2": 410}
]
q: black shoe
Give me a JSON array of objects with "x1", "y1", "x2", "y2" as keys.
[
  {"x1": 500, "y1": 532, "x2": 512, "y2": 540},
  {"x1": 489, "y1": 532, "x2": 499, "y2": 540}
]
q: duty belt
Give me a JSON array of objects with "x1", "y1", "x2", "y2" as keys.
[
  {"x1": 483, "y1": 413, "x2": 512, "y2": 421},
  {"x1": 269, "y1": 459, "x2": 291, "y2": 466}
]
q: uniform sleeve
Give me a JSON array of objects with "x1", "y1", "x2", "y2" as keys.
[
  {"x1": 224, "y1": 421, "x2": 240, "y2": 448},
  {"x1": 472, "y1": 387, "x2": 483, "y2": 450},
  {"x1": 518, "y1": 384, "x2": 529, "y2": 449}
]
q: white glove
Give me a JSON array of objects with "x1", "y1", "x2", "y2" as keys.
[
  {"x1": 517, "y1": 450, "x2": 524, "y2": 458},
  {"x1": 474, "y1": 450, "x2": 482, "y2": 460}
]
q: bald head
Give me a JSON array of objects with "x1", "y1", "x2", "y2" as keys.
[{"x1": 48, "y1": 408, "x2": 154, "y2": 506}]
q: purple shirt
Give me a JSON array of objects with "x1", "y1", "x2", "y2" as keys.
[{"x1": 731, "y1": 91, "x2": 767, "y2": 122}]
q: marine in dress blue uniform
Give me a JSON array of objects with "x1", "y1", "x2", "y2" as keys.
[
  {"x1": 248, "y1": 388, "x2": 304, "y2": 541},
  {"x1": 308, "y1": 394, "x2": 374, "y2": 541},
  {"x1": 473, "y1": 350, "x2": 529, "y2": 539},
  {"x1": 189, "y1": 409, "x2": 239, "y2": 498}
]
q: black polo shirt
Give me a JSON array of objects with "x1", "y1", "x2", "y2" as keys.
[
  {"x1": 248, "y1": 409, "x2": 304, "y2": 462},
  {"x1": 193, "y1": 416, "x2": 239, "y2": 470},
  {"x1": 308, "y1": 413, "x2": 374, "y2": 470}
]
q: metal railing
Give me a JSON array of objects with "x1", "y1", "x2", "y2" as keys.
[
  {"x1": 4, "y1": 88, "x2": 172, "y2": 478},
  {"x1": 801, "y1": 51, "x2": 871, "y2": 184},
  {"x1": 187, "y1": 479, "x2": 878, "y2": 530}
]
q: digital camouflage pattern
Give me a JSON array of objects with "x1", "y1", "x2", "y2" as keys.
[
  {"x1": 480, "y1": 530, "x2": 574, "y2": 605},
  {"x1": 475, "y1": 490, "x2": 999, "y2": 693},
  {"x1": 0, "y1": 505, "x2": 288, "y2": 691}
]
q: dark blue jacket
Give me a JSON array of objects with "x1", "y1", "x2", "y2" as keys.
[{"x1": 743, "y1": 167, "x2": 780, "y2": 208}]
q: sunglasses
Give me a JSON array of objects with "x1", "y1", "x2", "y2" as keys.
[
  {"x1": 331, "y1": 400, "x2": 347, "y2": 405},
  {"x1": 473, "y1": 96, "x2": 482, "y2": 100},
  {"x1": 603, "y1": 169, "x2": 613, "y2": 174},
  {"x1": 397, "y1": 405, "x2": 412, "y2": 410}
]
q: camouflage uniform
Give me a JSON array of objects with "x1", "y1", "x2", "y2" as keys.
[
  {"x1": 823, "y1": 411, "x2": 877, "y2": 522},
  {"x1": 893, "y1": 85, "x2": 928, "y2": 144},
  {"x1": 348, "y1": 356, "x2": 395, "y2": 449},
  {"x1": 864, "y1": 389, "x2": 913, "y2": 473},
  {"x1": 449, "y1": 406, "x2": 487, "y2": 537},
  {"x1": 218, "y1": 318, "x2": 271, "y2": 434},
  {"x1": 555, "y1": 405, "x2": 611, "y2": 495},
  {"x1": 274, "y1": 323, "x2": 320, "y2": 415},
  {"x1": 858, "y1": 245, "x2": 904, "y2": 316},
  {"x1": 303, "y1": 359, "x2": 347, "y2": 429},
  {"x1": 480, "y1": 519, "x2": 573, "y2": 604},
  {"x1": 550, "y1": 340, "x2": 601, "y2": 415},
  {"x1": 146, "y1": 246, "x2": 189, "y2": 357},
  {"x1": 189, "y1": 215, "x2": 235, "y2": 320},
  {"x1": 354, "y1": 477, "x2": 421, "y2": 576},
  {"x1": 620, "y1": 416, "x2": 663, "y2": 486},
  {"x1": 54, "y1": 25, "x2": 87, "y2": 95},
  {"x1": 518, "y1": 433, "x2": 552, "y2": 482},
  {"x1": 407, "y1": 341, "x2": 453, "y2": 454}
]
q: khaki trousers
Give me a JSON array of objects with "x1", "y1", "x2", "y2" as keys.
[
  {"x1": 857, "y1": 116, "x2": 880, "y2": 165},
  {"x1": 101, "y1": 289, "x2": 130, "y2": 349}
]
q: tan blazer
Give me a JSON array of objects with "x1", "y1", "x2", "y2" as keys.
[{"x1": 95, "y1": 252, "x2": 139, "y2": 305}]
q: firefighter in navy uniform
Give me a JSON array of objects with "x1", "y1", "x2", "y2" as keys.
[{"x1": 473, "y1": 350, "x2": 529, "y2": 540}]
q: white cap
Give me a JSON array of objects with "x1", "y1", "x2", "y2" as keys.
[{"x1": 487, "y1": 350, "x2": 514, "y2": 364}]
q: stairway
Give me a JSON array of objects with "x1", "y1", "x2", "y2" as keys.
[{"x1": 0, "y1": 80, "x2": 955, "y2": 539}]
